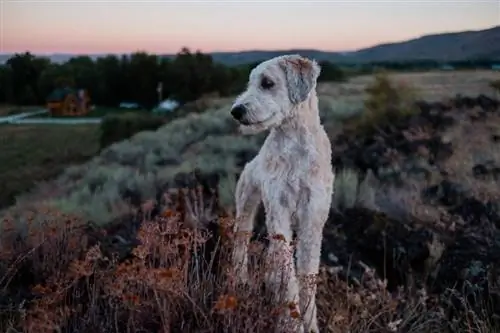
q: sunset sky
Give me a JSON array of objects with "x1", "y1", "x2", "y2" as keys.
[{"x1": 1, "y1": 0, "x2": 499, "y2": 54}]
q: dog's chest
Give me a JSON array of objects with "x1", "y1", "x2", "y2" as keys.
[
  {"x1": 255, "y1": 142, "x2": 315, "y2": 197},
  {"x1": 259, "y1": 142, "x2": 313, "y2": 177}
]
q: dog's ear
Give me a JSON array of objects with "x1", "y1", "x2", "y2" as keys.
[{"x1": 279, "y1": 55, "x2": 321, "y2": 104}]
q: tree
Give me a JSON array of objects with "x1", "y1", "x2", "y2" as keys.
[
  {"x1": 318, "y1": 61, "x2": 345, "y2": 82},
  {"x1": 37, "y1": 63, "x2": 75, "y2": 100},
  {"x1": 126, "y1": 52, "x2": 160, "y2": 108},
  {"x1": 0, "y1": 49, "x2": 356, "y2": 108},
  {"x1": 95, "y1": 55, "x2": 125, "y2": 106},
  {"x1": 6, "y1": 52, "x2": 50, "y2": 104},
  {"x1": 0, "y1": 65, "x2": 13, "y2": 103}
]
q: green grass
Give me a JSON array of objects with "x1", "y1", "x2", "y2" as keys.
[{"x1": 0, "y1": 124, "x2": 100, "y2": 209}]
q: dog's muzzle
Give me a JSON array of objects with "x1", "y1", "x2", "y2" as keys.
[{"x1": 231, "y1": 104, "x2": 250, "y2": 125}]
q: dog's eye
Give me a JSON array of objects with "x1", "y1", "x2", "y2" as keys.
[{"x1": 260, "y1": 77, "x2": 275, "y2": 90}]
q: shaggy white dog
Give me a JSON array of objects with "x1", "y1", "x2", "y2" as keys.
[{"x1": 230, "y1": 54, "x2": 334, "y2": 332}]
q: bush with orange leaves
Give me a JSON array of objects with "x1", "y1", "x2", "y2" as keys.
[{"x1": 0, "y1": 171, "x2": 303, "y2": 333}]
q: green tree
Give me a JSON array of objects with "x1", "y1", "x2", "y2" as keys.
[
  {"x1": 0, "y1": 49, "x2": 356, "y2": 108},
  {"x1": 318, "y1": 61, "x2": 345, "y2": 82},
  {"x1": 6, "y1": 52, "x2": 50, "y2": 104},
  {"x1": 37, "y1": 63, "x2": 75, "y2": 100},
  {"x1": 125, "y1": 52, "x2": 161, "y2": 108},
  {"x1": 95, "y1": 55, "x2": 125, "y2": 106},
  {"x1": 0, "y1": 65, "x2": 13, "y2": 103}
]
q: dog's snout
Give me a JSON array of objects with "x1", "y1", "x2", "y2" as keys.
[{"x1": 231, "y1": 104, "x2": 247, "y2": 121}]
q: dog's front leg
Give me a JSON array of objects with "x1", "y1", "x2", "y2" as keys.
[
  {"x1": 265, "y1": 211, "x2": 303, "y2": 333},
  {"x1": 295, "y1": 202, "x2": 330, "y2": 333},
  {"x1": 233, "y1": 164, "x2": 261, "y2": 284}
]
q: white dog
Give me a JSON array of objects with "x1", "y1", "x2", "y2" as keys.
[{"x1": 231, "y1": 54, "x2": 334, "y2": 333}]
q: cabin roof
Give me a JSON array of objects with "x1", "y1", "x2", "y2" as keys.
[{"x1": 47, "y1": 87, "x2": 82, "y2": 102}]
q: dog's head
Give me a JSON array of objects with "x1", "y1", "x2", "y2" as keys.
[{"x1": 231, "y1": 54, "x2": 321, "y2": 134}]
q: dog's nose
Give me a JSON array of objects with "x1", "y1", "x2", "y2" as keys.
[{"x1": 231, "y1": 104, "x2": 247, "y2": 121}]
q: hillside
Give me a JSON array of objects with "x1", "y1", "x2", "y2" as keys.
[
  {"x1": 350, "y1": 25, "x2": 500, "y2": 62},
  {"x1": 1, "y1": 25, "x2": 498, "y2": 65}
]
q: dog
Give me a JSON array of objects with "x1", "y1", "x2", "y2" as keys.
[{"x1": 230, "y1": 54, "x2": 334, "y2": 332}]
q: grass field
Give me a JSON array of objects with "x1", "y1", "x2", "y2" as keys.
[
  {"x1": 318, "y1": 69, "x2": 499, "y2": 100},
  {"x1": 0, "y1": 124, "x2": 100, "y2": 209}
]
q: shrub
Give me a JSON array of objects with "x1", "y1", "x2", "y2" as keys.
[
  {"x1": 177, "y1": 94, "x2": 228, "y2": 114},
  {"x1": 34, "y1": 105, "x2": 261, "y2": 225},
  {"x1": 347, "y1": 72, "x2": 419, "y2": 134},
  {"x1": 319, "y1": 96, "x2": 364, "y2": 122},
  {"x1": 99, "y1": 112, "x2": 167, "y2": 150},
  {"x1": 0, "y1": 175, "x2": 306, "y2": 333},
  {"x1": 3, "y1": 176, "x2": 494, "y2": 333}
]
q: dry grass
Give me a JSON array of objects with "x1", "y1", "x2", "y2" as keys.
[
  {"x1": 1, "y1": 186, "x2": 496, "y2": 333},
  {"x1": 0, "y1": 185, "x2": 485, "y2": 333},
  {"x1": 318, "y1": 70, "x2": 499, "y2": 101},
  {"x1": 440, "y1": 110, "x2": 500, "y2": 202}
]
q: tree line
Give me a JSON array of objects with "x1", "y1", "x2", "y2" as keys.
[
  {"x1": 0, "y1": 48, "x2": 346, "y2": 109},
  {"x1": 2, "y1": 47, "x2": 496, "y2": 109}
]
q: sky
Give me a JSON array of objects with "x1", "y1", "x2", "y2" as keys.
[{"x1": 1, "y1": 0, "x2": 499, "y2": 54}]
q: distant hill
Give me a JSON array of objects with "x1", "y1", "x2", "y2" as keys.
[
  {"x1": 206, "y1": 49, "x2": 351, "y2": 66},
  {"x1": 348, "y1": 25, "x2": 500, "y2": 63},
  {"x1": 1, "y1": 25, "x2": 499, "y2": 66}
]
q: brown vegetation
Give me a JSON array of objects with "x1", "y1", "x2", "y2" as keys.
[{"x1": 0, "y1": 172, "x2": 492, "y2": 333}]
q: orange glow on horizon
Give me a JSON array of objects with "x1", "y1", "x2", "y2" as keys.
[{"x1": 1, "y1": 0, "x2": 498, "y2": 55}]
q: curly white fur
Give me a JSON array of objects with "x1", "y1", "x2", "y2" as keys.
[{"x1": 231, "y1": 55, "x2": 335, "y2": 333}]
